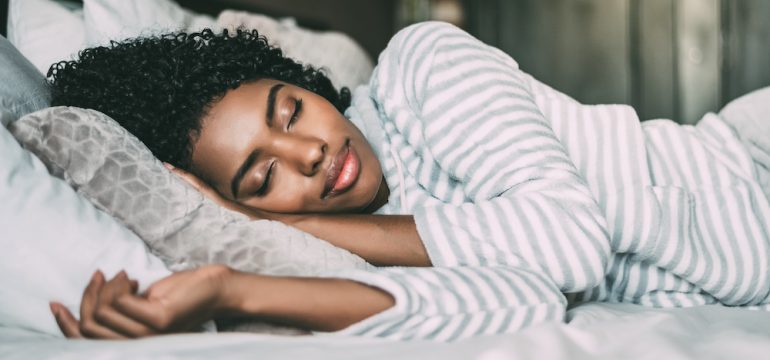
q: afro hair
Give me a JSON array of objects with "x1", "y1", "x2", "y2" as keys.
[{"x1": 48, "y1": 28, "x2": 351, "y2": 169}]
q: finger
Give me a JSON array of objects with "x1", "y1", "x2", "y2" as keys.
[
  {"x1": 51, "y1": 302, "x2": 82, "y2": 338},
  {"x1": 77, "y1": 271, "x2": 128, "y2": 339},
  {"x1": 130, "y1": 279, "x2": 139, "y2": 294},
  {"x1": 114, "y1": 295, "x2": 174, "y2": 332},
  {"x1": 92, "y1": 272, "x2": 151, "y2": 338},
  {"x1": 92, "y1": 298, "x2": 158, "y2": 338},
  {"x1": 79, "y1": 270, "x2": 105, "y2": 325}
]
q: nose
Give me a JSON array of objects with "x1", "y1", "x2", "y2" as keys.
[{"x1": 269, "y1": 133, "x2": 327, "y2": 176}]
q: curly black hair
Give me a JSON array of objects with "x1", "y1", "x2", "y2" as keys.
[{"x1": 48, "y1": 28, "x2": 351, "y2": 169}]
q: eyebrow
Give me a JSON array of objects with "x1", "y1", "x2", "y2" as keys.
[
  {"x1": 265, "y1": 83, "x2": 284, "y2": 127},
  {"x1": 230, "y1": 83, "x2": 284, "y2": 198}
]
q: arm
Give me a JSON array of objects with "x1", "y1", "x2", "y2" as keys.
[
  {"x1": 168, "y1": 165, "x2": 430, "y2": 267},
  {"x1": 282, "y1": 214, "x2": 431, "y2": 267},
  {"x1": 51, "y1": 266, "x2": 395, "y2": 338},
  {"x1": 52, "y1": 264, "x2": 565, "y2": 342}
]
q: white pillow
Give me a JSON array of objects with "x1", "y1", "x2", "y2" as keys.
[
  {"x1": 6, "y1": 0, "x2": 87, "y2": 75},
  {"x1": 0, "y1": 124, "x2": 172, "y2": 337},
  {"x1": 218, "y1": 10, "x2": 374, "y2": 91},
  {"x1": 0, "y1": 35, "x2": 169, "y2": 337},
  {"x1": 83, "y1": 0, "x2": 218, "y2": 47}
]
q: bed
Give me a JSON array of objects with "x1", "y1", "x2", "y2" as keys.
[
  {"x1": 3, "y1": 304, "x2": 770, "y2": 359},
  {"x1": 3, "y1": 1, "x2": 770, "y2": 359}
]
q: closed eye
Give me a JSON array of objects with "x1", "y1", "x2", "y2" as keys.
[
  {"x1": 254, "y1": 161, "x2": 275, "y2": 197},
  {"x1": 288, "y1": 98, "x2": 302, "y2": 129}
]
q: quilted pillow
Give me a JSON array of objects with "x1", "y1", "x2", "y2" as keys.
[
  {"x1": 9, "y1": 106, "x2": 372, "y2": 331},
  {"x1": 9, "y1": 106, "x2": 370, "y2": 274}
]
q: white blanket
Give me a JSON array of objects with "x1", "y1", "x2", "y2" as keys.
[{"x1": 2, "y1": 303, "x2": 769, "y2": 359}]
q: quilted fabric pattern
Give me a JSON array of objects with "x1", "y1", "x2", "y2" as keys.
[{"x1": 9, "y1": 106, "x2": 371, "y2": 332}]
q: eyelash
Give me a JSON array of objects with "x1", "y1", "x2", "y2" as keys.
[
  {"x1": 254, "y1": 98, "x2": 301, "y2": 197},
  {"x1": 288, "y1": 98, "x2": 303, "y2": 129},
  {"x1": 254, "y1": 161, "x2": 275, "y2": 197}
]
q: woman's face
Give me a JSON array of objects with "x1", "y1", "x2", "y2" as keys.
[{"x1": 190, "y1": 79, "x2": 384, "y2": 214}]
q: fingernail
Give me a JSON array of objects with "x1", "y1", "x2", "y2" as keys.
[
  {"x1": 163, "y1": 162, "x2": 174, "y2": 170},
  {"x1": 49, "y1": 302, "x2": 60, "y2": 315}
]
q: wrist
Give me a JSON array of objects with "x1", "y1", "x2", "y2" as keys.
[{"x1": 219, "y1": 269, "x2": 263, "y2": 316}]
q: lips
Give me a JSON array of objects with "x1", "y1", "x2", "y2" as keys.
[{"x1": 322, "y1": 140, "x2": 360, "y2": 198}]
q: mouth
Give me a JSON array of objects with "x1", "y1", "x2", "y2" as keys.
[{"x1": 322, "y1": 139, "x2": 360, "y2": 199}]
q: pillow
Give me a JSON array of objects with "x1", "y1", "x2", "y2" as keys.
[
  {"x1": 6, "y1": 0, "x2": 87, "y2": 75},
  {"x1": 83, "y1": 0, "x2": 218, "y2": 47},
  {"x1": 0, "y1": 35, "x2": 50, "y2": 126},
  {"x1": 0, "y1": 34, "x2": 171, "y2": 337},
  {"x1": 0, "y1": 123, "x2": 172, "y2": 337},
  {"x1": 217, "y1": 10, "x2": 374, "y2": 91},
  {"x1": 8, "y1": 107, "x2": 369, "y2": 283},
  {"x1": 9, "y1": 107, "x2": 370, "y2": 333}
]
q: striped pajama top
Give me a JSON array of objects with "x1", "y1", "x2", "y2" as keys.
[{"x1": 324, "y1": 22, "x2": 770, "y2": 341}]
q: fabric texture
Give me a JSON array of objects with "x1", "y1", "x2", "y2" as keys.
[
  {"x1": 8, "y1": 106, "x2": 370, "y2": 333},
  {"x1": 0, "y1": 123, "x2": 171, "y2": 337},
  {"x1": 322, "y1": 22, "x2": 770, "y2": 341},
  {"x1": 5, "y1": 303, "x2": 770, "y2": 360},
  {"x1": 718, "y1": 87, "x2": 770, "y2": 202},
  {"x1": 0, "y1": 35, "x2": 51, "y2": 126},
  {"x1": 6, "y1": 0, "x2": 87, "y2": 75},
  {"x1": 217, "y1": 10, "x2": 374, "y2": 91}
]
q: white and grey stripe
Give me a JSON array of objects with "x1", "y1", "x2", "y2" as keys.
[{"x1": 330, "y1": 22, "x2": 770, "y2": 341}]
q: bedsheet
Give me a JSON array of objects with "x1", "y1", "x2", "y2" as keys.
[{"x1": 2, "y1": 302, "x2": 769, "y2": 360}]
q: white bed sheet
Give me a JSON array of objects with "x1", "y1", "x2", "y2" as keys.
[{"x1": 2, "y1": 302, "x2": 769, "y2": 360}]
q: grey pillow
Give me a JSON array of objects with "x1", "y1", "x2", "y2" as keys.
[
  {"x1": 0, "y1": 35, "x2": 50, "y2": 127},
  {"x1": 9, "y1": 106, "x2": 371, "y2": 331}
]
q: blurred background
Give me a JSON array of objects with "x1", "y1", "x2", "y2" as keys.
[{"x1": 2, "y1": 0, "x2": 768, "y2": 124}]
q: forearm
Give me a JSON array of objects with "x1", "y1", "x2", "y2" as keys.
[
  {"x1": 221, "y1": 270, "x2": 394, "y2": 332},
  {"x1": 285, "y1": 214, "x2": 431, "y2": 267}
]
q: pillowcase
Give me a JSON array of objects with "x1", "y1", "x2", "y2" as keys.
[
  {"x1": 0, "y1": 35, "x2": 50, "y2": 126},
  {"x1": 217, "y1": 10, "x2": 374, "y2": 91},
  {"x1": 83, "y1": 0, "x2": 218, "y2": 47},
  {"x1": 6, "y1": 0, "x2": 87, "y2": 75},
  {"x1": 0, "y1": 122, "x2": 172, "y2": 337},
  {"x1": 9, "y1": 106, "x2": 369, "y2": 279}
]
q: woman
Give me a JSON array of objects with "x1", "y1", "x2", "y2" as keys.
[{"x1": 47, "y1": 22, "x2": 770, "y2": 341}]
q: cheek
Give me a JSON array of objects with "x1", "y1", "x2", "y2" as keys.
[{"x1": 240, "y1": 174, "x2": 317, "y2": 213}]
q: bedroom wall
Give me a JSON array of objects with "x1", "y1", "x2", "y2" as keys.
[{"x1": 464, "y1": 0, "x2": 770, "y2": 124}]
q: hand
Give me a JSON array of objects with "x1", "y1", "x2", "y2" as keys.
[
  {"x1": 50, "y1": 265, "x2": 233, "y2": 339},
  {"x1": 163, "y1": 163, "x2": 241, "y2": 212}
]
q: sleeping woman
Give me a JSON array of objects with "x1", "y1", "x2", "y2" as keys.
[{"x1": 47, "y1": 22, "x2": 770, "y2": 341}]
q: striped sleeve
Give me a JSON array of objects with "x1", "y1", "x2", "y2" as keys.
[
  {"x1": 372, "y1": 22, "x2": 610, "y2": 292},
  {"x1": 318, "y1": 266, "x2": 566, "y2": 341}
]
